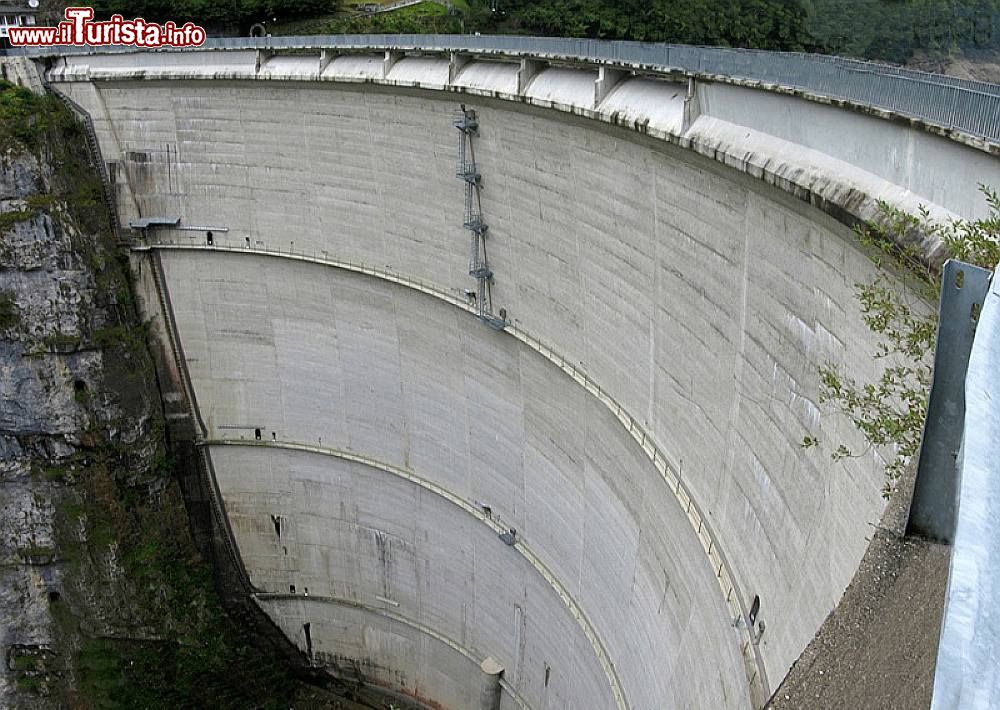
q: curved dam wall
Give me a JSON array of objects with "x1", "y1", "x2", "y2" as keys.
[
  {"x1": 46, "y1": 46, "x2": 999, "y2": 709},
  {"x1": 162, "y1": 253, "x2": 747, "y2": 709}
]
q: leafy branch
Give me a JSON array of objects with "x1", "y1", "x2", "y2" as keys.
[{"x1": 809, "y1": 185, "x2": 999, "y2": 498}]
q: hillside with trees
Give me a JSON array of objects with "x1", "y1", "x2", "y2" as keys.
[{"x1": 85, "y1": 0, "x2": 1000, "y2": 73}]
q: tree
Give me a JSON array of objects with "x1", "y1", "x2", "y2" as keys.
[
  {"x1": 807, "y1": 187, "x2": 1000, "y2": 497},
  {"x1": 92, "y1": 0, "x2": 337, "y2": 31}
]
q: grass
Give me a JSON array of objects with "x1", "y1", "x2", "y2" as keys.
[
  {"x1": 92, "y1": 324, "x2": 134, "y2": 351},
  {"x1": 0, "y1": 208, "x2": 34, "y2": 234},
  {"x1": 26, "y1": 193, "x2": 56, "y2": 210},
  {"x1": 71, "y1": 532, "x2": 304, "y2": 709},
  {"x1": 43, "y1": 465, "x2": 67, "y2": 482},
  {"x1": 78, "y1": 638, "x2": 128, "y2": 707},
  {"x1": 394, "y1": 1, "x2": 451, "y2": 18},
  {"x1": 11, "y1": 654, "x2": 44, "y2": 672},
  {"x1": 280, "y1": 0, "x2": 466, "y2": 33},
  {"x1": 57, "y1": 495, "x2": 85, "y2": 521},
  {"x1": 16, "y1": 676, "x2": 42, "y2": 693}
]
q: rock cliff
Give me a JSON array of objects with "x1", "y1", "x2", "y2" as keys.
[{"x1": 0, "y1": 80, "x2": 322, "y2": 709}]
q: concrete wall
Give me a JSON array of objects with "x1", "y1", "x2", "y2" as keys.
[
  {"x1": 165, "y1": 255, "x2": 748, "y2": 710},
  {"x1": 0, "y1": 57, "x2": 44, "y2": 94},
  {"x1": 48, "y1": 49, "x2": 1000, "y2": 231},
  {"x1": 45, "y1": 59, "x2": 969, "y2": 708}
]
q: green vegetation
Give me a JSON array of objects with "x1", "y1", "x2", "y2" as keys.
[
  {"x1": 43, "y1": 464, "x2": 69, "y2": 482},
  {"x1": 468, "y1": 0, "x2": 999, "y2": 59},
  {"x1": 0, "y1": 79, "x2": 318, "y2": 710},
  {"x1": 93, "y1": 323, "x2": 148, "y2": 352},
  {"x1": 0, "y1": 82, "x2": 49, "y2": 152},
  {"x1": 51, "y1": 451, "x2": 305, "y2": 710},
  {"x1": 86, "y1": 0, "x2": 1000, "y2": 63},
  {"x1": 809, "y1": 187, "x2": 1000, "y2": 496},
  {"x1": 74, "y1": 384, "x2": 91, "y2": 405},
  {"x1": 11, "y1": 653, "x2": 45, "y2": 672},
  {"x1": 940, "y1": 187, "x2": 1000, "y2": 267},
  {"x1": 0, "y1": 291, "x2": 19, "y2": 330},
  {"x1": 92, "y1": 0, "x2": 336, "y2": 31},
  {"x1": 43, "y1": 332, "x2": 82, "y2": 352},
  {"x1": 314, "y1": 1, "x2": 464, "y2": 34},
  {"x1": 16, "y1": 676, "x2": 43, "y2": 693},
  {"x1": 72, "y1": 534, "x2": 302, "y2": 709},
  {"x1": 25, "y1": 193, "x2": 57, "y2": 210},
  {"x1": 0, "y1": 81, "x2": 109, "y2": 237},
  {"x1": 472, "y1": 0, "x2": 815, "y2": 49},
  {"x1": 806, "y1": 0, "x2": 1000, "y2": 63},
  {"x1": 0, "y1": 79, "x2": 138, "y2": 354},
  {"x1": 0, "y1": 208, "x2": 34, "y2": 234},
  {"x1": 18, "y1": 544, "x2": 56, "y2": 561}
]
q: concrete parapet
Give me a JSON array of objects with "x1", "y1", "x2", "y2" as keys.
[{"x1": 46, "y1": 48, "x2": 1000, "y2": 232}]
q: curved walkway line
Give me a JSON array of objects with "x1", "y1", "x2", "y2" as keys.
[
  {"x1": 146, "y1": 240, "x2": 768, "y2": 704},
  {"x1": 211, "y1": 438, "x2": 627, "y2": 710},
  {"x1": 252, "y1": 591, "x2": 534, "y2": 710}
]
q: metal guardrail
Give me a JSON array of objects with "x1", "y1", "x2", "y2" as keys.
[
  {"x1": 931, "y1": 264, "x2": 1000, "y2": 710},
  {"x1": 908, "y1": 261, "x2": 992, "y2": 542},
  {"x1": 9, "y1": 34, "x2": 1000, "y2": 144}
]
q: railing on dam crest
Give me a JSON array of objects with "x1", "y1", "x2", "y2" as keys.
[{"x1": 9, "y1": 33, "x2": 1000, "y2": 144}]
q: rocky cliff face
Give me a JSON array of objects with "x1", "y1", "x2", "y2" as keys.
[
  {"x1": 0, "y1": 79, "x2": 305, "y2": 709},
  {"x1": 0, "y1": 80, "x2": 166, "y2": 706},
  {"x1": 0, "y1": 77, "x2": 415, "y2": 710}
]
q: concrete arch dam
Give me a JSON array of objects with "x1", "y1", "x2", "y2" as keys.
[{"x1": 45, "y1": 43, "x2": 1000, "y2": 710}]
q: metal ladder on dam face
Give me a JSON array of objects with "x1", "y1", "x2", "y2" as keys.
[{"x1": 455, "y1": 106, "x2": 506, "y2": 331}]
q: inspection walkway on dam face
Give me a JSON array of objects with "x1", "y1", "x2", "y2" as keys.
[
  {"x1": 212, "y1": 437, "x2": 626, "y2": 710},
  {"x1": 57, "y1": 52, "x2": 976, "y2": 709},
  {"x1": 250, "y1": 590, "x2": 536, "y2": 709}
]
